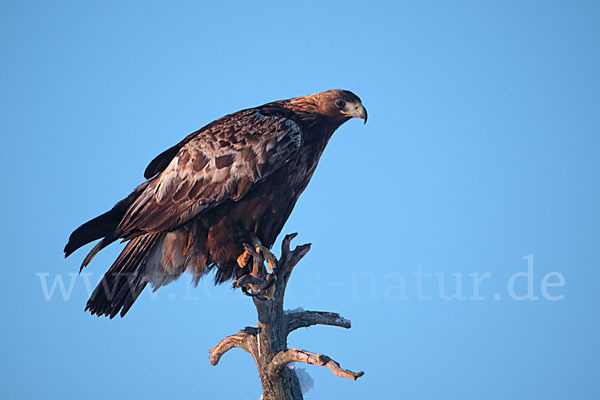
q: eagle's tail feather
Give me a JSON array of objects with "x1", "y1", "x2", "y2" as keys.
[
  {"x1": 64, "y1": 210, "x2": 118, "y2": 258},
  {"x1": 64, "y1": 181, "x2": 150, "y2": 259},
  {"x1": 86, "y1": 232, "x2": 160, "y2": 318}
]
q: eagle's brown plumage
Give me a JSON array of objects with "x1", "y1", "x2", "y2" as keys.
[{"x1": 64, "y1": 89, "x2": 367, "y2": 318}]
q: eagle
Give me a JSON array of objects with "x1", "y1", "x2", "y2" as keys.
[{"x1": 64, "y1": 89, "x2": 367, "y2": 318}]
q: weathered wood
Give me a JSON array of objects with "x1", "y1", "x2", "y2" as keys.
[
  {"x1": 208, "y1": 233, "x2": 363, "y2": 399},
  {"x1": 287, "y1": 310, "x2": 351, "y2": 334},
  {"x1": 269, "y1": 349, "x2": 365, "y2": 381}
]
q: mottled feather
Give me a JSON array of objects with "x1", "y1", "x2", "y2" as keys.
[{"x1": 117, "y1": 109, "x2": 302, "y2": 234}]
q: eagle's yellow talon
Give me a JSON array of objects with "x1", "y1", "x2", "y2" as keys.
[
  {"x1": 256, "y1": 245, "x2": 277, "y2": 272},
  {"x1": 237, "y1": 249, "x2": 251, "y2": 269}
]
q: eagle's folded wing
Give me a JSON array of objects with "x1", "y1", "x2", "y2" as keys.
[{"x1": 117, "y1": 108, "x2": 302, "y2": 234}]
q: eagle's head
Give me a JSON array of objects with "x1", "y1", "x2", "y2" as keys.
[{"x1": 287, "y1": 89, "x2": 368, "y2": 125}]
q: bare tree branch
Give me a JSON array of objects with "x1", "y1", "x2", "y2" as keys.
[
  {"x1": 287, "y1": 310, "x2": 351, "y2": 334},
  {"x1": 269, "y1": 348, "x2": 364, "y2": 381},
  {"x1": 210, "y1": 233, "x2": 363, "y2": 399},
  {"x1": 277, "y1": 233, "x2": 311, "y2": 300},
  {"x1": 279, "y1": 233, "x2": 311, "y2": 288},
  {"x1": 208, "y1": 331, "x2": 254, "y2": 366}
]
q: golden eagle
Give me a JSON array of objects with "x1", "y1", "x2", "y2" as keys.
[{"x1": 64, "y1": 89, "x2": 367, "y2": 318}]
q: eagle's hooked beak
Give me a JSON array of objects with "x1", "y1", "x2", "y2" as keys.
[{"x1": 346, "y1": 102, "x2": 368, "y2": 124}]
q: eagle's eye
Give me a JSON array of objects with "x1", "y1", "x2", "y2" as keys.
[{"x1": 335, "y1": 99, "x2": 346, "y2": 109}]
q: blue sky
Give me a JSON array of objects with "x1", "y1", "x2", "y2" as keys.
[{"x1": 1, "y1": 1, "x2": 599, "y2": 399}]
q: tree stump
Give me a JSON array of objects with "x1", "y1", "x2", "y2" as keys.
[{"x1": 208, "y1": 233, "x2": 363, "y2": 399}]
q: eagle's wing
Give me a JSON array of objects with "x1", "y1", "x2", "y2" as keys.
[{"x1": 116, "y1": 107, "x2": 302, "y2": 234}]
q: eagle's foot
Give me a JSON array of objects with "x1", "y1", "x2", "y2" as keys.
[
  {"x1": 233, "y1": 241, "x2": 279, "y2": 300},
  {"x1": 233, "y1": 232, "x2": 308, "y2": 301},
  {"x1": 237, "y1": 249, "x2": 251, "y2": 269},
  {"x1": 256, "y1": 245, "x2": 277, "y2": 272},
  {"x1": 233, "y1": 273, "x2": 277, "y2": 301}
]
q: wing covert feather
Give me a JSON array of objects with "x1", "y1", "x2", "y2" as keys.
[{"x1": 118, "y1": 108, "x2": 302, "y2": 233}]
